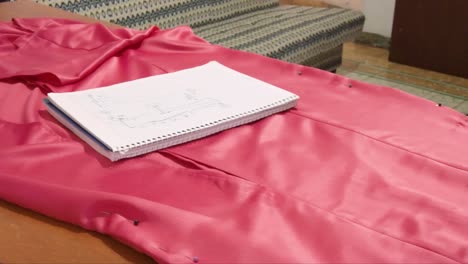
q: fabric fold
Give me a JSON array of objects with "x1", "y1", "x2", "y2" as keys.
[{"x1": 0, "y1": 18, "x2": 467, "y2": 263}]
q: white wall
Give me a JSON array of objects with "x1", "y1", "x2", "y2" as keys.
[
  {"x1": 321, "y1": 0, "x2": 396, "y2": 37},
  {"x1": 362, "y1": 0, "x2": 396, "y2": 37}
]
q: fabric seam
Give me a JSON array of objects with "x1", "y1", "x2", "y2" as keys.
[
  {"x1": 290, "y1": 111, "x2": 468, "y2": 173},
  {"x1": 165, "y1": 151, "x2": 461, "y2": 263}
]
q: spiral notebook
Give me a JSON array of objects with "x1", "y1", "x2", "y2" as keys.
[{"x1": 44, "y1": 61, "x2": 299, "y2": 161}]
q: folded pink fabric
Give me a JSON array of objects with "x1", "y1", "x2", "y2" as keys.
[{"x1": 0, "y1": 18, "x2": 467, "y2": 263}]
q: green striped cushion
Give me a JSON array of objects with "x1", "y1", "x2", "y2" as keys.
[
  {"x1": 194, "y1": 5, "x2": 364, "y2": 66},
  {"x1": 35, "y1": 0, "x2": 364, "y2": 69},
  {"x1": 36, "y1": 0, "x2": 213, "y2": 29},
  {"x1": 209, "y1": 0, "x2": 279, "y2": 23}
]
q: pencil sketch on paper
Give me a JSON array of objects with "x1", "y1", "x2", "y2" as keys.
[{"x1": 87, "y1": 88, "x2": 228, "y2": 128}]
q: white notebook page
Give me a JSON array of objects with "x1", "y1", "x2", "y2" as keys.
[{"x1": 48, "y1": 61, "x2": 298, "y2": 152}]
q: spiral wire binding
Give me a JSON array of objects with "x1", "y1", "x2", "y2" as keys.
[{"x1": 112, "y1": 95, "x2": 299, "y2": 159}]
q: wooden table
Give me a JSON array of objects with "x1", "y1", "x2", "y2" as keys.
[{"x1": 0, "y1": 1, "x2": 154, "y2": 263}]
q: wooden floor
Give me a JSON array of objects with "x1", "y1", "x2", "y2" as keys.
[{"x1": 338, "y1": 42, "x2": 468, "y2": 114}]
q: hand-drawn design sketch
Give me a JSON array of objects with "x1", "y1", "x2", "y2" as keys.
[{"x1": 88, "y1": 88, "x2": 228, "y2": 128}]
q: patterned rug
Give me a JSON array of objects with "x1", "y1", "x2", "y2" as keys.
[
  {"x1": 337, "y1": 69, "x2": 468, "y2": 114},
  {"x1": 338, "y1": 43, "x2": 468, "y2": 115},
  {"x1": 354, "y1": 32, "x2": 390, "y2": 49}
]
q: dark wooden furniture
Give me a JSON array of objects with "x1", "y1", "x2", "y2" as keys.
[{"x1": 389, "y1": 0, "x2": 468, "y2": 78}]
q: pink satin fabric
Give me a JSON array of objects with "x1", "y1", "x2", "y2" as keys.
[{"x1": 0, "y1": 19, "x2": 467, "y2": 263}]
